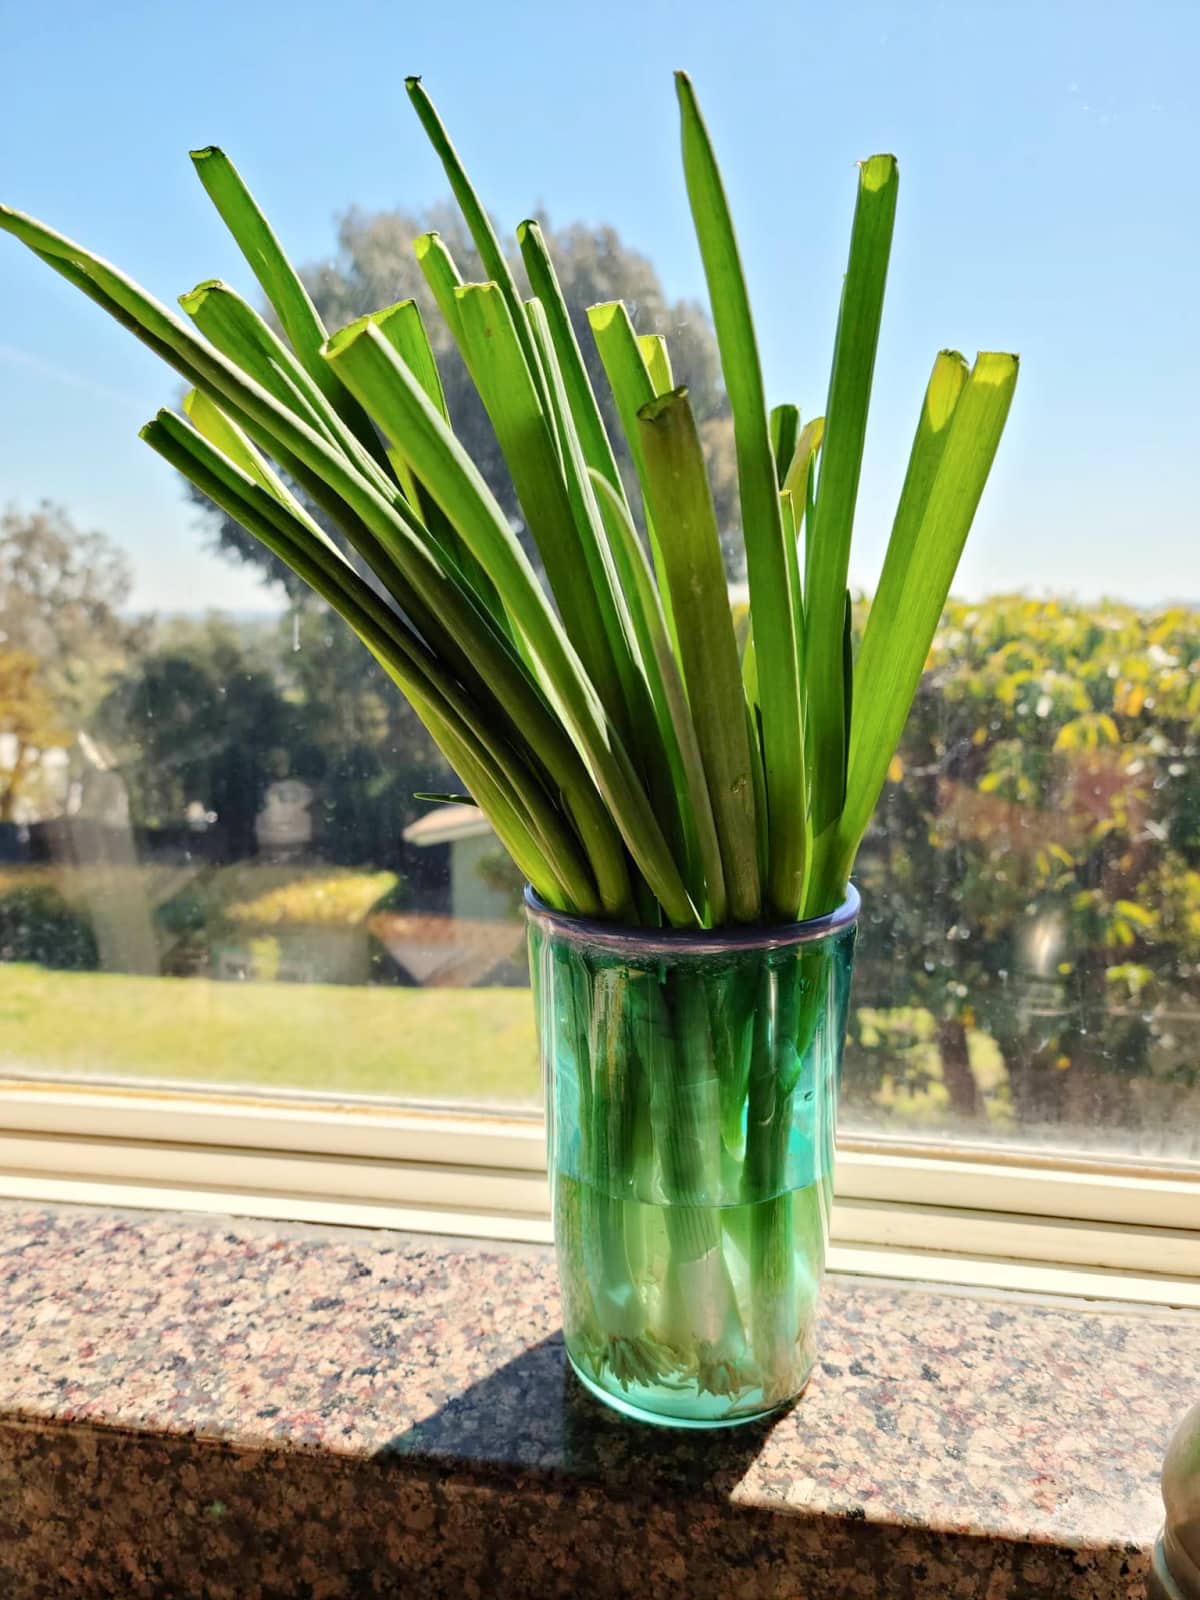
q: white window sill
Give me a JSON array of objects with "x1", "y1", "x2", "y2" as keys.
[{"x1": 0, "y1": 1079, "x2": 1196, "y2": 1308}]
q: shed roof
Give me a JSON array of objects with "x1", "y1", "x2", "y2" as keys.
[{"x1": 402, "y1": 802, "x2": 493, "y2": 847}]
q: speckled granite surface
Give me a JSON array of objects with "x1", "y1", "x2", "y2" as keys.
[{"x1": 0, "y1": 1203, "x2": 1192, "y2": 1599}]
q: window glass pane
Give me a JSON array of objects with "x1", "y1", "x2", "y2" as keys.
[
  {"x1": 0, "y1": 532, "x2": 535, "y2": 1105},
  {"x1": 844, "y1": 598, "x2": 1200, "y2": 1162},
  {"x1": 0, "y1": 3, "x2": 1197, "y2": 1157}
]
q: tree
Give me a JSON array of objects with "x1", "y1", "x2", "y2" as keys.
[
  {"x1": 98, "y1": 611, "x2": 453, "y2": 869},
  {"x1": 196, "y1": 204, "x2": 740, "y2": 588},
  {"x1": 98, "y1": 618, "x2": 296, "y2": 857},
  {"x1": 849, "y1": 596, "x2": 1200, "y2": 1139},
  {"x1": 0, "y1": 648, "x2": 70, "y2": 821},
  {"x1": 279, "y1": 609, "x2": 453, "y2": 865},
  {"x1": 0, "y1": 502, "x2": 142, "y2": 729}
]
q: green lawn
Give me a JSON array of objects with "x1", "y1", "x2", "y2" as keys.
[
  {"x1": 0, "y1": 964, "x2": 1011, "y2": 1127},
  {"x1": 0, "y1": 965, "x2": 539, "y2": 1103}
]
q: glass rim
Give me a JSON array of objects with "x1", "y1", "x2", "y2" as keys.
[{"x1": 524, "y1": 881, "x2": 860, "y2": 955}]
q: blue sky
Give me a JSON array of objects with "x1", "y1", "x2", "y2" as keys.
[{"x1": 1, "y1": 0, "x2": 1197, "y2": 612}]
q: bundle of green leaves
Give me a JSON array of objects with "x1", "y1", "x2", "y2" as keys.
[{"x1": 0, "y1": 73, "x2": 1017, "y2": 929}]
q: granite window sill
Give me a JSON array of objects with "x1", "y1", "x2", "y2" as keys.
[{"x1": 0, "y1": 1203, "x2": 1193, "y2": 1599}]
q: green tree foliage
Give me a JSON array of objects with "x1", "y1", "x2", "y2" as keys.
[
  {"x1": 278, "y1": 608, "x2": 452, "y2": 864},
  {"x1": 0, "y1": 882, "x2": 98, "y2": 969},
  {"x1": 0, "y1": 502, "x2": 142, "y2": 728},
  {"x1": 98, "y1": 616, "x2": 294, "y2": 858},
  {"x1": 99, "y1": 612, "x2": 452, "y2": 869},
  {"x1": 851, "y1": 595, "x2": 1200, "y2": 1136},
  {"x1": 0, "y1": 648, "x2": 69, "y2": 821}
]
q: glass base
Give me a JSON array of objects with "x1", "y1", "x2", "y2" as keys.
[{"x1": 567, "y1": 1349, "x2": 809, "y2": 1430}]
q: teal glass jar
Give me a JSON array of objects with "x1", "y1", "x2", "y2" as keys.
[
  {"x1": 527, "y1": 888, "x2": 859, "y2": 1429},
  {"x1": 1152, "y1": 1401, "x2": 1200, "y2": 1600}
]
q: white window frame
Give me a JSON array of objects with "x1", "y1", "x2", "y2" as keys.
[{"x1": 0, "y1": 1078, "x2": 1196, "y2": 1307}]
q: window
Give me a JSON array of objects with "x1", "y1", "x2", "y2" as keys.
[{"x1": 0, "y1": 3, "x2": 1196, "y2": 1278}]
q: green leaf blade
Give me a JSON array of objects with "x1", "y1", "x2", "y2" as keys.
[
  {"x1": 675, "y1": 71, "x2": 807, "y2": 918},
  {"x1": 638, "y1": 334, "x2": 673, "y2": 396},
  {"x1": 806, "y1": 153, "x2": 899, "y2": 837},
  {"x1": 371, "y1": 300, "x2": 449, "y2": 420},
  {"x1": 363, "y1": 297, "x2": 505, "y2": 616},
  {"x1": 637, "y1": 386, "x2": 760, "y2": 922},
  {"x1": 413, "y1": 231, "x2": 466, "y2": 337},
  {"x1": 769, "y1": 403, "x2": 800, "y2": 488},
  {"x1": 143, "y1": 408, "x2": 598, "y2": 915},
  {"x1": 525, "y1": 297, "x2": 659, "y2": 751},
  {"x1": 189, "y1": 145, "x2": 389, "y2": 469},
  {"x1": 588, "y1": 299, "x2": 681, "y2": 657},
  {"x1": 589, "y1": 468, "x2": 727, "y2": 924},
  {"x1": 189, "y1": 146, "x2": 329, "y2": 373},
  {"x1": 819, "y1": 349, "x2": 1019, "y2": 909},
  {"x1": 178, "y1": 279, "x2": 366, "y2": 465},
  {"x1": 517, "y1": 219, "x2": 628, "y2": 506},
  {"x1": 452, "y1": 281, "x2": 632, "y2": 738},
  {"x1": 323, "y1": 317, "x2": 696, "y2": 926},
  {"x1": 405, "y1": 78, "x2": 547, "y2": 412}
]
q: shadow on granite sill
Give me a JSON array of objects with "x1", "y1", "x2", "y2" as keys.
[{"x1": 375, "y1": 1328, "x2": 785, "y2": 1498}]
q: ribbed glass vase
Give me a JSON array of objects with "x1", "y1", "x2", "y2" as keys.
[{"x1": 527, "y1": 887, "x2": 859, "y2": 1428}]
